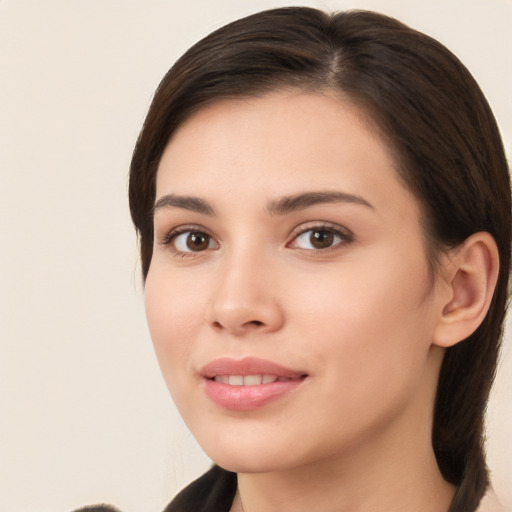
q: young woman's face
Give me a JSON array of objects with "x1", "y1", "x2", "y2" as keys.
[{"x1": 145, "y1": 92, "x2": 449, "y2": 473}]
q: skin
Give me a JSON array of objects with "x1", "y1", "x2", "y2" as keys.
[{"x1": 145, "y1": 92, "x2": 458, "y2": 511}]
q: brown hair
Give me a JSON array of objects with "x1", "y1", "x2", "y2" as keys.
[{"x1": 129, "y1": 7, "x2": 511, "y2": 511}]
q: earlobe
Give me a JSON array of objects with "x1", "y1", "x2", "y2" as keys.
[{"x1": 433, "y1": 232, "x2": 499, "y2": 348}]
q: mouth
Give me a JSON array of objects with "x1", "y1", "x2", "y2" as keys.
[
  {"x1": 211, "y1": 374, "x2": 300, "y2": 385},
  {"x1": 201, "y1": 357, "x2": 308, "y2": 410}
]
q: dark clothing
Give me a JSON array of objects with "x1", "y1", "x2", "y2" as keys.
[
  {"x1": 163, "y1": 465, "x2": 237, "y2": 512},
  {"x1": 73, "y1": 466, "x2": 236, "y2": 512}
]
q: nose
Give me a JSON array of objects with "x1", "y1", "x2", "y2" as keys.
[{"x1": 205, "y1": 252, "x2": 285, "y2": 336}]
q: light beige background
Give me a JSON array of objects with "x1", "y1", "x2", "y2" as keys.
[{"x1": 0, "y1": 1, "x2": 510, "y2": 511}]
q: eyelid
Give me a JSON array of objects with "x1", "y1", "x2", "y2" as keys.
[
  {"x1": 287, "y1": 221, "x2": 353, "y2": 250},
  {"x1": 157, "y1": 221, "x2": 352, "y2": 254},
  {"x1": 158, "y1": 223, "x2": 209, "y2": 241},
  {"x1": 159, "y1": 224, "x2": 219, "y2": 254}
]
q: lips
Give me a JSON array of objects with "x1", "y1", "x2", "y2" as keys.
[{"x1": 201, "y1": 357, "x2": 308, "y2": 411}]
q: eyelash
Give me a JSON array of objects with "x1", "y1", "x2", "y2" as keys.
[
  {"x1": 287, "y1": 222, "x2": 353, "y2": 253},
  {"x1": 160, "y1": 222, "x2": 353, "y2": 257},
  {"x1": 160, "y1": 225, "x2": 217, "y2": 257}
]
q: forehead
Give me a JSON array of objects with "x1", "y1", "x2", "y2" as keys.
[{"x1": 156, "y1": 92, "x2": 418, "y2": 219}]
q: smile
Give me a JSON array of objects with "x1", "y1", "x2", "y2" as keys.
[
  {"x1": 212, "y1": 375, "x2": 296, "y2": 385},
  {"x1": 201, "y1": 357, "x2": 308, "y2": 410}
]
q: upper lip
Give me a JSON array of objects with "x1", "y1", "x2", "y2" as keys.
[{"x1": 200, "y1": 357, "x2": 307, "y2": 379}]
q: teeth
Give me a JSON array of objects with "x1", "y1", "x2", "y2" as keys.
[
  {"x1": 244, "y1": 375, "x2": 262, "y2": 386},
  {"x1": 213, "y1": 374, "x2": 282, "y2": 386},
  {"x1": 229, "y1": 375, "x2": 244, "y2": 386}
]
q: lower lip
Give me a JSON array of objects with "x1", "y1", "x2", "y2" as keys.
[{"x1": 204, "y1": 378, "x2": 306, "y2": 411}]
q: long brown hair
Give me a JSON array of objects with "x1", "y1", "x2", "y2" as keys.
[{"x1": 129, "y1": 7, "x2": 511, "y2": 511}]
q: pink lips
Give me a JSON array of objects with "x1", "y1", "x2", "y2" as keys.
[{"x1": 201, "y1": 357, "x2": 307, "y2": 411}]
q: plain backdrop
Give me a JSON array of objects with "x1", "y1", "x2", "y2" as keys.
[{"x1": 1, "y1": 1, "x2": 511, "y2": 511}]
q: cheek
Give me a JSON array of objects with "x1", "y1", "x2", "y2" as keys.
[
  {"x1": 281, "y1": 263, "x2": 436, "y2": 453},
  {"x1": 144, "y1": 268, "x2": 205, "y2": 386},
  {"x1": 289, "y1": 250, "x2": 435, "y2": 387}
]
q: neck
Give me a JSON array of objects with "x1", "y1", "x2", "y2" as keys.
[
  {"x1": 233, "y1": 348, "x2": 455, "y2": 512},
  {"x1": 235, "y1": 430, "x2": 454, "y2": 512}
]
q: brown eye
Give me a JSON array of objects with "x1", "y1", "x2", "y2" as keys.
[
  {"x1": 290, "y1": 226, "x2": 349, "y2": 251},
  {"x1": 172, "y1": 230, "x2": 217, "y2": 253},
  {"x1": 310, "y1": 230, "x2": 334, "y2": 249},
  {"x1": 187, "y1": 232, "x2": 210, "y2": 251}
]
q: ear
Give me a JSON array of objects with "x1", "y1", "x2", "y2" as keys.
[{"x1": 433, "y1": 232, "x2": 499, "y2": 348}]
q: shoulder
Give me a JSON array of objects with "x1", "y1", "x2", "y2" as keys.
[
  {"x1": 163, "y1": 465, "x2": 237, "y2": 512},
  {"x1": 71, "y1": 506, "x2": 121, "y2": 512},
  {"x1": 71, "y1": 466, "x2": 236, "y2": 512},
  {"x1": 476, "y1": 489, "x2": 509, "y2": 512}
]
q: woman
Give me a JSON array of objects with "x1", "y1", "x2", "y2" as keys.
[{"x1": 90, "y1": 6, "x2": 511, "y2": 512}]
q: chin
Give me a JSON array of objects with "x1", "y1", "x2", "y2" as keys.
[
  {"x1": 197, "y1": 423, "x2": 333, "y2": 476},
  {"x1": 194, "y1": 426, "x2": 299, "y2": 474},
  {"x1": 211, "y1": 452, "x2": 296, "y2": 475}
]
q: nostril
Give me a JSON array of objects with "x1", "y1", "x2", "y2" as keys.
[{"x1": 210, "y1": 320, "x2": 263, "y2": 330}]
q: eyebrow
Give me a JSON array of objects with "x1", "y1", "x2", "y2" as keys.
[
  {"x1": 153, "y1": 194, "x2": 215, "y2": 215},
  {"x1": 267, "y1": 191, "x2": 374, "y2": 215},
  {"x1": 153, "y1": 190, "x2": 374, "y2": 217}
]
